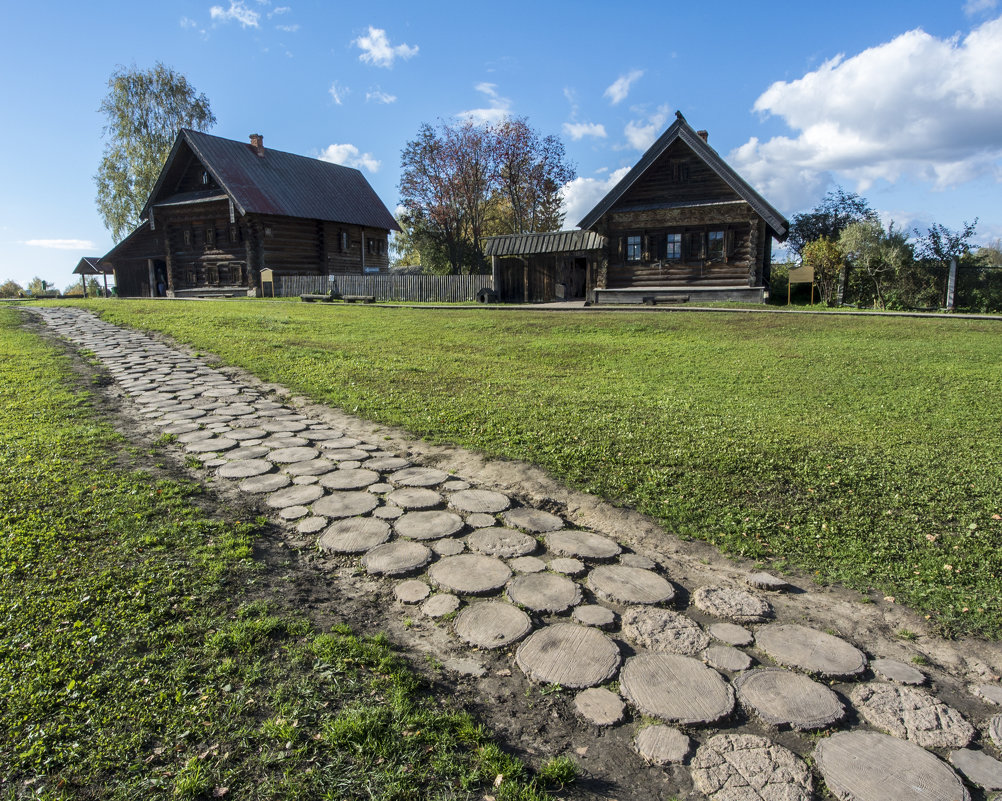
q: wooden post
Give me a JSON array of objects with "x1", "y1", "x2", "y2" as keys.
[
  {"x1": 164, "y1": 223, "x2": 175, "y2": 296},
  {"x1": 81, "y1": 274, "x2": 87, "y2": 298},
  {"x1": 491, "y1": 255, "x2": 499, "y2": 291},
  {"x1": 946, "y1": 258, "x2": 957, "y2": 310},
  {"x1": 360, "y1": 227, "x2": 366, "y2": 274},
  {"x1": 147, "y1": 259, "x2": 156, "y2": 298},
  {"x1": 523, "y1": 259, "x2": 529, "y2": 303}
]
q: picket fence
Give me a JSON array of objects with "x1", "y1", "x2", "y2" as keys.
[{"x1": 277, "y1": 273, "x2": 494, "y2": 303}]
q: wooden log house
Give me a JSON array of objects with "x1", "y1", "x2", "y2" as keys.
[
  {"x1": 485, "y1": 112, "x2": 789, "y2": 304},
  {"x1": 100, "y1": 131, "x2": 399, "y2": 298}
]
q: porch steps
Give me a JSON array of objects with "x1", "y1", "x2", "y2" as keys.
[{"x1": 594, "y1": 286, "x2": 766, "y2": 305}]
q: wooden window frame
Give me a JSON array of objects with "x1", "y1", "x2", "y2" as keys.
[
  {"x1": 625, "y1": 234, "x2": 642, "y2": 263},
  {"x1": 666, "y1": 233, "x2": 682, "y2": 261},
  {"x1": 707, "y1": 230, "x2": 725, "y2": 263}
]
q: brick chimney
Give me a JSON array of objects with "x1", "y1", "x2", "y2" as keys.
[
  {"x1": 696, "y1": 130, "x2": 709, "y2": 143},
  {"x1": 249, "y1": 133, "x2": 265, "y2": 157}
]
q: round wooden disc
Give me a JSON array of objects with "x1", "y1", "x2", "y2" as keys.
[
  {"x1": 362, "y1": 541, "x2": 432, "y2": 576},
  {"x1": 466, "y1": 528, "x2": 537, "y2": 558},
  {"x1": 394, "y1": 510, "x2": 464, "y2": 540},
  {"x1": 393, "y1": 579, "x2": 430, "y2": 604},
  {"x1": 265, "y1": 483, "x2": 325, "y2": 509},
  {"x1": 268, "y1": 446, "x2": 320, "y2": 463},
  {"x1": 449, "y1": 489, "x2": 511, "y2": 513},
  {"x1": 620, "y1": 653, "x2": 734, "y2": 725},
  {"x1": 503, "y1": 508, "x2": 564, "y2": 533},
  {"x1": 283, "y1": 458, "x2": 336, "y2": 477},
  {"x1": 755, "y1": 623, "x2": 866, "y2": 678},
  {"x1": 428, "y1": 554, "x2": 511, "y2": 595},
  {"x1": 815, "y1": 731, "x2": 969, "y2": 801},
  {"x1": 574, "y1": 687, "x2": 625, "y2": 727},
  {"x1": 239, "y1": 473, "x2": 292, "y2": 494},
  {"x1": 318, "y1": 517, "x2": 392, "y2": 554},
  {"x1": 389, "y1": 466, "x2": 449, "y2": 487},
  {"x1": 507, "y1": 573, "x2": 582, "y2": 614},
  {"x1": 218, "y1": 458, "x2": 273, "y2": 479},
  {"x1": 454, "y1": 601, "x2": 533, "y2": 649},
  {"x1": 319, "y1": 468, "x2": 380, "y2": 490},
  {"x1": 634, "y1": 725, "x2": 691, "y2": 765},
  {"x1": 545, "y1": 530, "x2": 621, "y2": 560},
  {"x1": 365, "y1": 456, "x2": 411, "y2": 471},
  {"x1": 587, "y1": 565, "x2": 675, "y2": 605},
  {"x1": 735, "y1": 668, "x2": 845, "y2": 730},
  {"x1": 515, "y1": 623, "x2": 621, "y2": 688},
  {"x1": 386, "y1": 487, "x2": 443, "y2": 510},
  {"x1": 311, "y1": 491, "x2": 379, "y2": 519}
]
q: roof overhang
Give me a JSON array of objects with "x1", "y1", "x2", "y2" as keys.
[{"x1": 483, "y1": 230, "x2": 607, "y2": 257}]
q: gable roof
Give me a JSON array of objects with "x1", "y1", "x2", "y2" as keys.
[
  {"x1": 483, "y1": 230, "x2": 606, "y2": 257},
  {"x1": 577, "y1": 113, "x2": 788, "y2": 239},
  {"x1": 73, "y1": 256, "x2": 110, "y2": 275},
  {"x1": 142, "y1": 129, "x2": 399, "y2": 231}
]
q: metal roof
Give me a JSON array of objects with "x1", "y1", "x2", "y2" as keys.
[
  {"x1": 73, "y1": 256, "x2": 112, "y2": 275},
  {"x1": 142, "y1": 130, "x2": 399, "y2": 231},
  {"x1": 483, "y1": 230, "x2": 607, "y2": 257},
  {"x1": 577, "y1": 112, "x2": 789, "y2": 239}
]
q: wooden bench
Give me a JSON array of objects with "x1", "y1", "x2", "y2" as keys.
[
  {"x1": 300, "y1": 292, "x2": 339, "y2": 303},
  {"x1": 342, "y1": 294, "x2": 376, "y2": 304}
]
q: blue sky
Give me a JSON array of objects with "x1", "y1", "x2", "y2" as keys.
[{"x1": 2, "y1": 0, "x2": 1001, "y2": 289}]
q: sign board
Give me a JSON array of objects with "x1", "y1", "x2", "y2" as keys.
[
  {"x1": 260, "y1": 268, "x2": 275, "y2": 298},
  {"x1": 787, "y1": 264, "x2": 815, "y2": 305}
]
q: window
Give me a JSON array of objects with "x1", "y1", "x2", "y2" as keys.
[
  {"x1": 183, "y1": 229, "x2": 192, "y2": 247},
  {"x1": 626, "y1": 234, "x2": 642, "y2": 262},
  {"x1": 229, "y1": 225, "x2": 240, "y2": 244},
  {"x1": 708, "y1": 230, "x2": 725, "y2": 262},
  {"x1": 201, "y1": 170, "x2": 210, "y2": 185},
  {"x1": 666, "y1": 233, "x2": 682, "y2": 260},
  {"x1": 205, "y1": 225, "x2": 216, "y2": 246},
  {"x1": 340, "y1": 231, "x2": 348, "y2": 252}
]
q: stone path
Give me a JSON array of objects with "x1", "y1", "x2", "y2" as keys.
[{"x1": 32, "y1": 307, "x2": 1002, "y2": 800}]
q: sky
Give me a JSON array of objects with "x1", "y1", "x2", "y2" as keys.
[{"x1": 2, "y1": 0, "x2": 1002, "y2": 290}]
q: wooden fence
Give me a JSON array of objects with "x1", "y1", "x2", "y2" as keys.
[{"x1": 277, "y1": 273, "x2": 494, "y2": 303}]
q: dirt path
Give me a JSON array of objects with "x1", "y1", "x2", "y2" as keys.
[{"x1": 29, "y1": 306, "x2": 1002, "y2": 801}]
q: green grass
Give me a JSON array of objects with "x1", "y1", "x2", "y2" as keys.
[
  {"x1": 0, "y1": 306, "x2": 549, "y2": 800},
  {"x1": 70, "y1": 299, "x2": 1002, "y2": 638}
]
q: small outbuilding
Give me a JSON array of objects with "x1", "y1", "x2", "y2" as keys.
[{"x1": 72, "y1": 256, "x2": 112, "y2": 297}]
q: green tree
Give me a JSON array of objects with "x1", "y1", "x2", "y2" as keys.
[
  {"x1": 25, "y1": 277, "x2": 53, "y2": 296},
  {"x1": 914, "y1": 220, "x2": 978, "y2": 307},
  {"x1": 0, "y1": 280, "x2": 24, "y2": 298},
  {"x1": 788, "y1": 188, "x2": 879, "y2": 259},
  {"x1": 839, "y1": 220, "x2": 913, "y2": 309},
  {"x1": 801, "y1": 238, "x2": 845, "y2": 306},
  {"x1": 95, "y1": 63, "x2": 216, "y2": 242}
]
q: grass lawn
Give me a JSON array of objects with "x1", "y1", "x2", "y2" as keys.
[
  {"x1": 78, "y1": 299, "x2": 1002, "y2": 639},
  {"x1": 0, "y1": 305, "x2": 552, "y2": 800}
]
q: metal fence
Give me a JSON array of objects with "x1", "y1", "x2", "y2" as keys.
[{"x1": 277, "y1": 273, "x2": 494, "y2": 303}]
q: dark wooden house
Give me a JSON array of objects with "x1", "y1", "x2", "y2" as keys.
[
  {"x1": 100, "y1": 131, "x2": 399, "y2": 298},
  {"x1": 486, "y1": 113, "x2": 788, "y2": 304}
]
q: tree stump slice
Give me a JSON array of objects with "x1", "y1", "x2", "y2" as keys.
[
  {"x1": 239, "y1": 473, "x2": 292, "y2": 494},
  {"x1": 950, "y1": 749, "x2": 1002, "y2": 791},
  {"x1": 227, "y1": 427, "x2": 268, "y2": 440},
  {"x1": 634, "y1": 725, "x2": 691, "y2": 765},
  {"x1": 466, "y1": 528, "x2": 537, "y2": 558},
  {"x1": 389, "y1": 466, "x2": 449, "y2": 487},
  {"x1": 735, "y1": 668, "x2": 844, "y2": 730},
  {"x1": 296, "y1": 516, "x2": 327, "y2": 535},
  {"x1": 815, "y1": 731, "x2": 970, "y2": 801},
  {"x1": 393, "y1": 579, "x2": 431, "y2": 604},
  {"x1": 574, "y1": 687, "x2": 625, "y2": 726},
  {"x1": 278, "y1": 505, "x2": 309, "y2": 521},
  {"x1": 545, "y1": 529, "x2": 621, "y2": 560},
  {"x1": 871, "y1": 658, "x2": 926, "y2": 685},
  {"x1": 449, "y1": 489, "x2": 511, "y2": 513},
  {"x1": 588, "y1": 565, "x2": 675, "y2": 605},
  {"x1": 453, "y1": 601, "x2": 533, "y2": 649},
  {"x1": 319, "y1": 468, "x2": 380, "y2": 490},
  {"x1": 395, "y1": 510, "x2": 464, "y2": 540},
  {"x1": 428, "y1": 554, "x2": 511, "y2": 595},
  {"x1": 620, "y1": 653, "x2": 734, "y2": 725},
  {"x1": 363, "y1": 456, "x2": 411, "y2": 472},
  {"x1": 691, "y1": 585, "x2": 772, "y2": 623},
  {"x1": 318, "y1": 517, "x2": 391, "y2": 554},
  {"x1": 466, "y1": 512, "x2": 497, "y2": 529},
  {"x1": 319, "y1": 447, "x2": 370, "y2": 462},
  {"x1": 431, "y1": 537, "x2": 464, "y2": 556},
  {"x1": 573, "y1": 604, "x2": 616, "y2": 629},
  {"x1": 509, "y1": 556, "x2": 546, "y2": 573},
  {"x1": 506, "y1": 573, "x2": 582, "y2": 614},
  {"x1": 851, "y1": 683, "x2": 974, "y2": 749},
  {"x1": 218, "y1": 459, "x2": 273, "y2": 479},
  {"x1": 503, "y1": 508, "x2": 564, "y2": 533},
  {"x1": 225, "y1": 445, "x2": 272, "y2": 461},
  {"x1": 367, "y1": 482, "x2": 393, "y2": 495},
  {"x1": 548, "y1": 557, "x2": 586, "y2": 576},
  {"x1": 268, "y1": 446, "x2": 320, "y2": 464},
  {"x1": 989, "y1": 714, "x2": 1002, "y2": 749},
  {"x1": 421, "y1": 593, "x2": 460, "y2": 618},
  {"x1": 265, "y1": 484, "x2": 325, "y2": 509},
  {"x1": 185, "y1": 437, "x2": 238, "y2": 454},
  {"x1": 973, "y1": 684, "x2": 1002, "y2": 705},
  {"x1": 260, "y1": 419, "x2": 307, "y2": 433},
  {"x1": 515, "y1": 623, "x2": 621, "y2": 688},
  {"x1": 703, "y1": 645, "x2": 752, "y2": 673},
  {"x1": 311, "y1": 491, "x2": 379, "y2": 519},
  {"x1": 621, "y1": 606, "x2": 709, "y2": 655},
  {"x1": 693, "y1": 733, "x2": 813, "y2": 801},
  {"x1": 755, "y1": 623, "x2": 867, "y2": 678},
  {"x1": 386, "y1": 487, "x2": 443, "y2": 510},
  {"x1": 442, "y1": 479, "x2": 470, "y2": 491},
  {"x1": 362, "y1": 540, "x2": 432, "y2": 577},
  {"x1": 709, "y1": 622, "x2": 754, "y2": 647},
  {"x1": 620, "y1": 553, "x2": 656, "y2": 570},
  {"x1": 283, "y1": 458, "x2": 336, "y2": 477}
]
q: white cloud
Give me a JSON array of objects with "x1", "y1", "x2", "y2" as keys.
[
  {"x1": 457, "y1": 83, "x2": 512, "y2": 125},
  {"x1": 270, "y1": 5, "x2": 291, "y2": 13},
  {"x1": 366, "y1": 88, "x2": 397, "y2": 104},
  {"x1": 730, "y1": 17, "x2": 1002, "y2": 211},
  {"x1": 210, "y1": 0, "x2": 260, "y2": 27},
  {"x1": 965, "y1": 0, "x2": 998, "y2": 15},
  {"x1": 25, "y1": 239, "x2": 96, "y2": 250},
  {"x1": 276, "y1": 23, "x2": 298, "y2": 32},
  {"x1": 624, "y1": 104, "x2": 670, "y2": 151},
  {"x1": 318, "y1": 143, "x2": 380, "y2": 173},
  {"x1": 329, "y1": 81, "x2": 348, "y2": 105},
  {"x1": 180, "y1": 16, "x2": 197, "y2": 28},
  {"x1": 604, "y1": 69, "x2": 643, "y2": 105},
  {"x1": 559, "y1": 167, "x2": 630, "y2": 227},
  {"x1": 563, "y1": 122, "x2": 607, "y2": 141},
  {"x1": 353, "y1": 26, "x2": 418, "y2": 68}
]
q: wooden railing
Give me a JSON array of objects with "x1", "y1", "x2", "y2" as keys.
[{"x1": 277, "y1": 273, "x2": 494, "y2": 303}]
